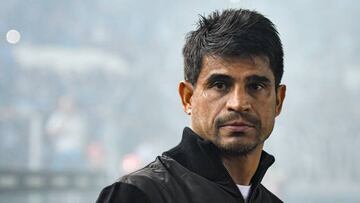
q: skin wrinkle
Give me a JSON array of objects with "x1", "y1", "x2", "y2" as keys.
[{"x1": 183, "y1": 55, "x2": 285, "y2": 157}]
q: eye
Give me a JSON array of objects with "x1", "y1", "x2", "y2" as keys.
[
  {"x1": 212, "y1": 81, "x2": 228, "y2": 91},
  {"x1": 248, "y1": 83, "x2": 265, "y2": 91}
]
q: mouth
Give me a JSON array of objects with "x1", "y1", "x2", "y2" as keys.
[{"x1": 219, "y1": 121, "x2": 255, "y2": 133}]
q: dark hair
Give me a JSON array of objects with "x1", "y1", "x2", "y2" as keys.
[{"x1": 183, "y1": 9, "x2": 284, "y2": 87}]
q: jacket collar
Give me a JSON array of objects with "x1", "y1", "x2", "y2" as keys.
[{"x1": 163, "y1": 127, "x2": 275, "y2": 197}]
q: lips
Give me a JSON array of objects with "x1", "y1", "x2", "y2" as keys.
[{"x1": 219, "y1": 121, "x2": 255, "y2": 132}]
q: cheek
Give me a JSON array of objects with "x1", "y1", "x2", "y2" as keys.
[
  {"x1": 257, "y1": 100, "x2": 277, "y2": 129},
  {"x1": 192, "y1": 93, "x2": 224, "y2": 125}
]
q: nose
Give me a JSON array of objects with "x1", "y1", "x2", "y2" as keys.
[{"x1": 226, "y1": 87, "x2": 251, "y2": 112}]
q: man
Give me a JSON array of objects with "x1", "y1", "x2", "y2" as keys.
[{"x1": 97, "y1": 8, "x2": 286, "y2": 203}]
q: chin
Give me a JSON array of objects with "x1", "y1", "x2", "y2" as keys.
[{"x1": 216, "y1": 140, "x2": 259, "y2": 157}]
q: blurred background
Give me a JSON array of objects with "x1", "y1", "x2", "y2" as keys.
[{"x1": 0, "y1": 0, "x2": 359, "y2": 202}]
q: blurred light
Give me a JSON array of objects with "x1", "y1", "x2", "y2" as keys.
[
  {"x1": 51, "y1": 175, "x2": 69, "y2": 187},
  {"x1": 74, "y1": 176, "x2": 90, "y2": 188},
  {"x1": 0, "y1": 175, "x2": 18, "y2": 189},
  {"x1": 344, "y1": 67, "x2": 360, "y2": 91},
  {"x1": 25, "y1": 176, "x2": 45, "y2": 188},
  {"x1": 121, "y1": 154, "x2": 142, "y2": 173},
  {"x1": 229, "y1": 0, "x2": 241, "y2": 3},
  {"x1": 6, "y1": 29, "x2": 21, "y2": 44},
  {"x1": 13, "y1": 45, "x2": 129, "y2": 75}
]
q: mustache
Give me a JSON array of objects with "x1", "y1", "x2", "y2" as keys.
[{"x1": 215, "y1": 111, "x2": 260, "y2": 129}]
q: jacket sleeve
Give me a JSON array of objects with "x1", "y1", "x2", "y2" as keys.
[{"x1": 96, "y1": 182, "x2": 152, "y2": 203}]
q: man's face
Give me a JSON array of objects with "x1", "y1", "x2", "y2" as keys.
[{"x1": 179, "y1": 55, "x2": 286, "y2": 156}]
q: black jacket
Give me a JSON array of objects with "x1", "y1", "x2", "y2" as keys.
[{"x1": 97, "y1": 127, "x2": 283, "y2": 203}]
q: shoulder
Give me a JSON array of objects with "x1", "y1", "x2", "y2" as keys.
[
  {"x1": 96, "y1": 181, "x2": 152, "y2": 203},
  {"x1": 96, "y1": 156, "x2": 171, "y2": 203},
  {"x1": 122, "y1": 156, "x2": 169, "y2": 184}
]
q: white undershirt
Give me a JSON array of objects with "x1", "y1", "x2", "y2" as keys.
[{"x1": 237, "y1": 184, "x2": 251, "y2": 202}]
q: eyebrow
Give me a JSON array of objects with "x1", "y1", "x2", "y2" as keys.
[
  {"x1": 245, "y1": 75, "x2": 271, "y2": 84},
  {"x1": 204, "y1": 73, "x2": 272, "y2": 88},
  {"x1": 205, "y1": 74, "x2": 234, "y2": 86}
]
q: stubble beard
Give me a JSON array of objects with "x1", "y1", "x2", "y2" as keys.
[
  {"x1": 213, "y1": 112, "x2": 264, "y2": 157},
  {"x1": 213, "y1": 131, "x2": 262, "y2": 157}
]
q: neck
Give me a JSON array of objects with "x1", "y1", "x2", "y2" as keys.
[{"x1": 221, "y1": 144, "x2": 263, "y2": 185}]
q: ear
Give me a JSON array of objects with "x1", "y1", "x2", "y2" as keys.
[
  {"x1": 178, "y1": 81, "x2": 194, "y2": 115},
  {"x1": 275, "y1": 84, "x2": 286, "y2": 116}
]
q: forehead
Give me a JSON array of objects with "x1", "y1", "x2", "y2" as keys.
[{"x1": 199, "y1": 55, "x2": 274, "y2": 82}]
